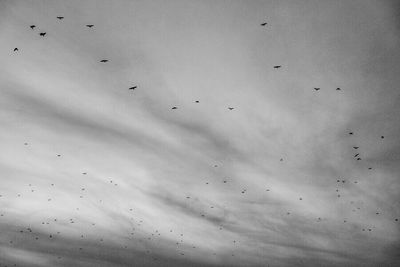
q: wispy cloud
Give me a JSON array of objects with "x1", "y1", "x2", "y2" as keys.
[{"x1": 0, "y1": 0, "x2": 399, "y2": 266}]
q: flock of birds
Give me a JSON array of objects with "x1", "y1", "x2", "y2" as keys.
[{"x1": 1, "y1": 14, "x2": 398, "y2": 267}]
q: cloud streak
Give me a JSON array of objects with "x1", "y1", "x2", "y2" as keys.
[{"x1": 0, "y1": 0, "x2": 400, "y2": 266}]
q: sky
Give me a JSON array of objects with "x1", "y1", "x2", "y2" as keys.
[{"x1": 0, "y1": 0, "x2": 400, "y2": 266}]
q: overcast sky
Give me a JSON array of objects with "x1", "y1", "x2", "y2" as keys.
[{"x1": 0, "y1": 0, "x2": 400, "y2": 266}]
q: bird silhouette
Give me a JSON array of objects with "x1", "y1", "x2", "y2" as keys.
[
  {"x1": 273, "y1": 65, "x2": 281, "y2": 69},
  {"x1": 13, "y1": 48, "x2": 18, "y2": 52},
  {"x1": 86, "y1": 24, "x2": 94, "y2": 28},
  {"x1": 336, "y1": 87, "x2": 341, "y2": 90},
  {"x1": 195, "y1": 100, "x2": 199, "y2": 103},
  {"x1": 129, "y1": 86, "x2": 137, "y2": 90},
  {"x1": 353, "y1": 146, "x2": 359, "y2": 149},
  {"x1": 228, "y1": 107, "x2": 234, "y2": 110},
  {"x1": 100, "y1": 59, "x2": 108, "y2": 62},
  {"x1": 349, "y1": 132, "x2": 353, "y2": 135},
  {"x1": 172, "y1": 107, "x2": 178, "y2": 110},
  {"x1": 261, "y1": 22, "x2": 267, "y2": 26},
  {"x1": 57, "y1": 16, "x2": 64, "y2": 20},
  {"x1": 354, "y1": 153, "x2": 359, "y2": 157},
  {"x1": 314, "y1": 88, "x2": 320, "y2": 91},
  {"x1": 39, "y1": 32, "x2": 46, "y2": 36},
  {"x1": 30, "y1": 25, "x2": 36, "y2": 29}
]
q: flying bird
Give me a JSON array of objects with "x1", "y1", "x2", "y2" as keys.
[
  {"x1": 314, "y1": 88, "x2": 320, "y2": 91},
  {"x1": 100, "y1": 59, "x2": 108, "y2": 62},
  {"x1": 13, "y1": 48, "x2": 18, "y2": 52},
  {"x1": 228, "y1": 107, "x2": 234, "y2": 110},
  {"x1": 30, "y1": 25, "x2": 36, "y2": 29},
  {"x1": 57, "y1": 16, "x2": 64, "y2": 20},
  {"x1": 86, "y1": 24, "x2": 94, "y2": 28},
  {"x1": 354, "y1": 153, "x2": 359, "y2": 157},
  {"x1": 273, "y1": 65, "x2": 281, "y2": 69},
  {"x1": 336, "y1": 87, "x2": 341, "y2": 90},
  {"x1": 172, "y1": 107, "x2": 178, "y2": 110},
  {"x1": 349, "y1": 132, "x2": 353, "y2": 135},
  {"x1": 129, "y1": 86, "x2": 137, "y2": 90},
  {"x1": 261, "y1": 22, "x2": 267, "y2": 26},
  {"x1": 195, "y1": 100, "x2": 199, "y2": 103},
  {"x1": 353, "y1": 146, "x2": 359, "y2": 149},
  {"x1": 39, "y1": 32, "x2": 46, "y2": 36}
]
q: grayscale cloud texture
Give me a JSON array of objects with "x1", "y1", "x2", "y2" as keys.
[{"x1": 0, "y1": 0, "x2": 399, "y2": 266}]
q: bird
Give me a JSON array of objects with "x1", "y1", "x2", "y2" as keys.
[
  {"x1": 195, "y1": 101, "x2": 199, "y2": 103},
  {"x1": 13, "y1": 48, "x2": 18, "y2": 52},
  {"x1": 39, "y1": 32, "x2": 46, "y2": 36},
  {"x1": 100, "y1": 59, "x2": 108, "y2": 63},
  {"x1": 86, "y1": 24, "x2": 94, "y2": 28},
  {"x1": 228, "y1": 107, "x2": 234, "y2": 110},
  {"x1": 353, "y1": 146, "x2": 359, "y2": 149},
  {"x1": 30, "y1": 25, "x2": 36, "y2": 29},
  {"x1": 314, "y1": 88, "x2": 320, "y2": 91},
  {"x1": 381, "y1": 136, "x2": 385, "y2": 139},
  {"x1": 273, "y1": 65, "x2": 281, "y2": 69},
  {"x1": 261, "y1": 22, "x2": 267, "y2": 26},
  {"x1": 349, "y1": 132, "x2": 353, "y2": 135},
  {"x1": 336, "y1": 87, "x2": 341, "y2": 90},
  {"x1": 56, "y1": 16, "x2": 64, "y2": 20},
  {"x1": 354, "y1": 153, "x2": 359, "y2": 157},
  {"x1": 172, "y1": 107, "x2": 178, "y2": 110},
  {"x1": 129, "y1": 86, "x2": 137, "y2": 90}
]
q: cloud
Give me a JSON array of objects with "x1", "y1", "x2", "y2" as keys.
[{"x1": 0, "y1": 0, "x2": 399, "y2": 266}]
